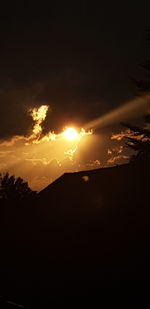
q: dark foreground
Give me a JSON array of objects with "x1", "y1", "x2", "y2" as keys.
[{"x1": 0, "y1": 162, "x2": 150, "y2": 307}]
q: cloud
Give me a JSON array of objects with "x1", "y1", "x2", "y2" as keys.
[
  {"x1": 85, "y1": 160, "x2": 101, "y2": 168},
  {"x1": 108, "y1": 146, "x2": 123, "y2": 155},
  {"x1": 1, "y1": 94, "x2": 147, "y2": 191},
  {"x1": 107, "y1": 155, "x2": 129, "y2": 165},
  {"x1": 29, "y1": 105, "x2": 49, "y2": 137},
  {"x1": 111, "y1": 130, "x2": 131, "y2": 141},
  {"x1": 0, "y1": 105, "x2": 93, "y2": 191},
  {"x1": 29, "y1": 176, "x2": 52, "y2": 192}
]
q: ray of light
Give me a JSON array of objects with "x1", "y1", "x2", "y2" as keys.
[{"x1": 85, "y1": 94, "x2": 150, "y2": 130}]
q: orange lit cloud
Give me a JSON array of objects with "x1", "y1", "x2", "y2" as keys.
[
  {"x1": 0, "y1": 105, "x2": 93, "y2": 190},
  {"x1": 107, "y1": 155, "x2": 129, "y2": 165},
  {"x1": 111, "y1": 130, "x2": 131, "y2": 141},
  {"x1": 2, "y1": 94, "x2": 147, "y2": 191},
  {"x1": 29, "y1": 105, "x2": 49, "y2": 138}
]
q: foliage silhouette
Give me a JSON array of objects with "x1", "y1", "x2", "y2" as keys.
[
  {"x1": 0, "y1": 172, "x2": 36, "y2": 201},
  {"x1": 120, "y1": 30, "x2": 150, "y2": 163},
  {"x1": 121, "y1": 113, "x2": 150, "y2": 162},
  {"x1": 132, "y1": 29, "x2": 150, "y2": 93}
]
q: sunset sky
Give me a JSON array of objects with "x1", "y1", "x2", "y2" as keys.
[{"x1": 0, "y1": 2, "x2": 150, "y2": 190}]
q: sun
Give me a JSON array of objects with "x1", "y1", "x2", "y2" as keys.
[{"x1": 63, "y1": 127, "x2": 78, "y2": 141}]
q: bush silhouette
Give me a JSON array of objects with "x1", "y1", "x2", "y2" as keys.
[{"x1": 0, "y1": 172, "x2": 36, "y2": 201}]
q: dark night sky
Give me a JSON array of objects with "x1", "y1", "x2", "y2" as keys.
[{"x1": 0, "y1": 1, "x2": 150, "y2": 138}]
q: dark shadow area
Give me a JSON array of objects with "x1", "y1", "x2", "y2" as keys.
[{"x1": 0, "y1": 161, "x2": 150, "y2": 307}]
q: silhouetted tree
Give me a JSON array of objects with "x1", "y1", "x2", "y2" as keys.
[
  {"x1": 120, "y1": 29, "x2": 150, "y2": 163},
  {"x1": 121, "y1": 114, "x2": 150, "y2": 162},
  {"x1": 0, "y1": 172, "x2": 36, "y2": 201},
  {"x1": 132, "y1": 30, "x2": 150, "y2": 93}
]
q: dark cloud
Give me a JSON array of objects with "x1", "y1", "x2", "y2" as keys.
[{"x1": 0, "y1": 2, "x2": 150, "y2": 138}]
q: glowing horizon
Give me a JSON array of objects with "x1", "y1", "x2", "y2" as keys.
[
  {"x1": 0, "y1": 105, "x2": 94, "y2": 190},
  {"x1": 0, "y1": 94, "x2": 149, "y2": 191}
]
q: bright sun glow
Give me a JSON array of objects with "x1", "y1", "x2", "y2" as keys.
[{"x1": 63, "y1": 127, "x2": 78, "y2": 141}]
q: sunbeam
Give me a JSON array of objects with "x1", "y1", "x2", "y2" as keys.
[{"x1": 85, "y1": 94, "x2": 150, "y2": 130}]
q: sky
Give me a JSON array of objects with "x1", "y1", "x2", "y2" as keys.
[{"x1": 0, "y1": 2, "x2": 150, "y2": 190}]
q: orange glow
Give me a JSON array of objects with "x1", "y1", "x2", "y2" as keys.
[
  {"x1": 62, "y1": 127, "x2": 92, "y2": 142},
  {"x1": 30, "y1": 105, "x2": 49, "y2": 137},
  {"x1": 63, "y1": 127, "x2": 78, "y2": 141},
  {"x1": 0, "y1": 105, "x2": 94, "y2": 191}
]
